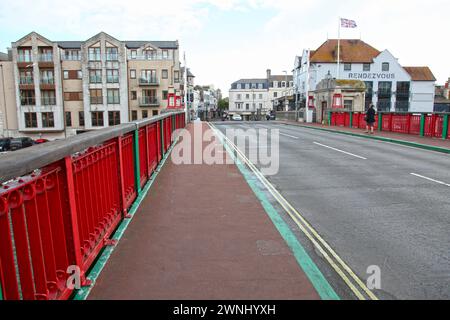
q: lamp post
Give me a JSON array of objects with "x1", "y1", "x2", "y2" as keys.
[{"x1": 283, "y1": 71, "x2": 288, "y2": 112}]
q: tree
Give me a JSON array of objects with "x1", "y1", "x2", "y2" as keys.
[{"x1": 218, "y1": 98, "x2": 229, "y2": 110}]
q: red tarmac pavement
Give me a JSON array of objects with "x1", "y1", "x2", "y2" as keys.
[
  {"x1": 279, "y1": 121, "x2": 450, "y2": 150},
  {"x1": 88, "y1": 122, "x2": 320, "y2": 300}
]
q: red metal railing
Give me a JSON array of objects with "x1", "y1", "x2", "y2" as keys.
[
  {"x1": 0, "y1": 112, "x2": 186, "y2": 300},
  {"x1": 329, "y1": 111, "x2": 449, "y2": 140}
]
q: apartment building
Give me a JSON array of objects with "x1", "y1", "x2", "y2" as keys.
[
  {"x1": 229, "y1": 69, "x2": 292, "y2": 119},
  {"x1": 293, "y1": 39, "x2": 436, "y2": 122},
  {"x1": 0, "y1": 31, "x2": 181, "y2": 139},
  {"x1": 127, "y1": 40, "x2": 181, "y2": 121},
  {"x1": 229, "y1": 79, "x2": 269, "y2": 120},
  {"x1": 267, "y1": 69, "x2": 294, "y2": 111}
]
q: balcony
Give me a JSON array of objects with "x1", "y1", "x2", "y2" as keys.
[
  {"x1": 17, "y1": 55, "x2": 33, "y2": 63},
  {"x1": 41, "y1": 96, "x2": 57, "y2": 106},
  {"x1": 128, "y1": 54, "x2": 171, "y2": 61},
  {"x1": 19, "y1": 77, "x2": 34, "y2": 85},
  {"x1": 89, "y1": 76, "x2": 103, "y2": 84},
  {"x1": 139, "y1": 77, "x2": 159, "y2": 86},
  {"x1": 139, "y1": 97, "x2": 160, "y2": 106},
  {"x1": 106, "y1": 76, "x2": 119, "y2": 84},
  {"x1": 39, "y1": 54, "x2": 53, "y2": 62},
  {"x1": 106, "y1": 54, "x2": 119, "y2": 61},
  {"x1": 20, "y1": 97, "x2": 36, "y2": 106}
]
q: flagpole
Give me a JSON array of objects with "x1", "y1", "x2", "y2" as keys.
[{"x1": 337, "y1": 17, "x2": 341, "y2": 80}]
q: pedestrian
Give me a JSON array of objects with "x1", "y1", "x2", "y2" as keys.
[{"x1": 365, "y1": 104, "x2": 376, "y2": 134}]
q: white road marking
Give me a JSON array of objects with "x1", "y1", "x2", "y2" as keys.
[
  {"x1": 313, "y1": 142, "x2": 367, "y2": 160},
  {"x1": 280, "y1": 132, "x2": 299, "y2": 139},
  {"x1": 410, "y1": 173, "x2": 450, "y2": 187}
]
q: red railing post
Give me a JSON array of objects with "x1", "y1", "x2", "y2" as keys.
[
  {"x1": 116, "y1": 136, "x2": 128, "y2": 218},
  {"x1": 64, "y1": 157, "x2": 90, "y2": 287}
]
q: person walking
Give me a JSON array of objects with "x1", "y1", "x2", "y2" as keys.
[{"x1": 365, "y1": 104, "x2": 376, "y2": 134}]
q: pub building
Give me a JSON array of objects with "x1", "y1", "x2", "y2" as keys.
[{"x1": 293, "y1": 39, "x2": 436, "y2": 118}]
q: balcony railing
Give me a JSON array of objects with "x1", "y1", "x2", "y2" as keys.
[
  {"x1": 128, "y1": 55, "x2": 171, "y2": 61},
  {"x1": 139, "y1": 77, "x2": 159, "y2": 86},
  {"x1": 90, "y1": 96, "x2": 103, "y2": 105},
  {"x1": 41, "y1": 96, "x2": 57, "y2": 105},
  {"x1": 106, "y1": 76, "x2": 119, "y2": 83},
  {"x1": 17, "y1": 55, "x2": 33, "y2": 63},
  {"x1": 38, "y1": 54, "x2": 53, "y2": 62},
  {"x1": 140, "y1": 97, "x2": 159, "y2": 106},
  {"x1": 40, "y1": 78, "x2": 55, "y2": 85},
  {"x1": 106, "y1": 54, "x2": 119, "y2": 61},
  {"x1": 88, "y1": 54, "x2": 102, "y2": 61},
  {"x1": 19, "y1": 77, "x2": 34, "y2": 85},
  {"x1": 89, "y1": 76, "x2": 103, "y2": 84},
  {"x1": 20, "y1": 97, "x2": 36, "y2": 106}
]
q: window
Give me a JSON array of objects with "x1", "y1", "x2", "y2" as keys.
[
  {"x1": 162, "y1": 69, "x2": 168, "y2": 79},
  {"x1": 174, "y1": 71, "x2": 180, "y2": 83},
  {"x1": 64, "y1": 50, "x2": 80, "y2": 61},
  {"x1": 20, "y1": 90, "x2": 35, "y2": 105},
  {"x1": 108, "y1": 111, "x2": 120, "y2": 126},
  {"x1": 89, "y1": 69, "x2": 102, "y2": 83},
  {"x1": 90, "y1": 89, "x2": 103, "y2": 104},
  {"x1": 40, "y1": 70, "x2": 54, "y2": 84},
  {"x1": 237, "y1": 84, "x2": 241, "y2": 89},
  {"x1": 245, "y1": 94, "x2": 250, "y2": 99},
  {"x1": 281, "y1": 81, "x2": 286, "y2": 87},
  {"x1": 131, "y1": 110, "x2": 138, "y2": 121},
  {"x1": 18, "y1": 48, "x2": 32, "y2": 62},
  {"x1": 88, "y1": 47, "x2": 101, "y2": 61},
  {"x1": 42, "y1": 112, "x2": 55, "y2": 128},
  {"x1": 130, "y1": 69, "x2": 136, "y2": 79},
  {"x1": 253, "y1": 94, "x2": 256, "y2": 99},
  {"x1": 106, "y1": 47, "x2": 118, "y2": 61},
  {"x1": 344, "y1": 99, "x2": 353, "y2": 110},
  {"x1": 41, "y1": 90, "x2": 56, "y2": 105},
  {"x1": 363, "y1": 64, "x2": 371, "y2": 72},
  {"x1": 131, "y1": 91, "x2": 137, "y2": 100},
  {"x1": 364, "y1": 81, "x2": 374, "y2": 110},
  {"x1": 24, "y1": 112, "x2": 37, "y2": 128},
  {"x1": 131, "y1": 50, "x2": 137, "y2": 59},
  {"x1": 19, "y1": 69, "x2": 33, "y2": 84},
  {"x1": 106, "y1": 69, "x2": 119, "y2": 83},
  {"x1": 163, "y1": 90, "x2": 168, "y2": 100},
  {"x1": 344, "y1": 63, "x2": 352, "y2": 71},
  {"x1": 64, "y1": 92, "x2": 83, "y2": 101},
  {"x1": 274, "y1": 92, "x2": 278, "y2": 98},
  {"x1": 152, "y1": 110, "x2": 159, "y2": 116},
  {"x1": 258, "y1": 83, "x2": 263, "y2": 89},
  {"x1": 396, "y1": 81, "x2": 410, "y2": 111},
  {"x1": 107, "y1": 89, "x2": 120, "y2": 104},
  {"x1": 162, "y1": 50, "x2": 169, "y2": 59},
  {"x1": 382, "y1": 63, "x2": 390, "y2": 72},
  {"x1": 143, "y1": 49, "x2": 156, "y2": 60},
  {"x1": 79, "y1": 111, "x2": 85, "y2": 126},
  {"x1": 246, "y1": 104, "x2": 249, "y2": 110},
  {"x1": 378, "y1": 82, "x2": 392, "y2": 96},
  {"x1": 140, "y1": 70, "x2": 157, "y2": 84},
  {"x1": 39, "y1": 48, "x2": 53, "y2": 62},
  {"x1": 91, "y1": 111, "x2": 104, "y2": 127},
  {"x1": 237, "y1": 94, "x2": 241, "y2": 100},
  {"x1": 142, "y1": 110, "x2": 148, "y2": 119},
  {"x1": 65, "y1": 112, "x2": 72, "y2": 127},
  {"x1": 77, "y1": 70, "x2": 82, "y2": 79},
  {"x1": 259, "y1": 94, "x2": 263, "y2": 99},
  {"x1": 63, "y1": 70, "x2": 69, "y2": 80}
]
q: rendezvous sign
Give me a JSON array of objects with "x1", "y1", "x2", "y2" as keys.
[{"x1": 347, "y1": 72, "x2": 396, "y2": 80}]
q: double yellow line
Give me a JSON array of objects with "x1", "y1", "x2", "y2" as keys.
[{"x1": 208, "y1": 122, "x2": 378, "y2": 301}]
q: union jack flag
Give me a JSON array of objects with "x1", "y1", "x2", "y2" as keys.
[{"x1": 341, "y1": 18, "x2": 357, "y2": 28}]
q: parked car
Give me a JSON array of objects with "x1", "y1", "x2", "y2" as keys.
[
  {"x1": 34, "y1": 138, "x2": 49, "y2": 144},
  {"x1": 266, "y1": 113, "x2": 276, "y2": 121},
  {"x1": 0, "y1": 138, "x2": 12, "y2": 152},
  {"x1": 9, "y1": 137, "x2": 34, "y2": 151},
  {"x1": 232, "y1": 114, "x2": 243, "y2": 121}
]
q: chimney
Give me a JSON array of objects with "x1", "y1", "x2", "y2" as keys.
[{"x1": 267, "y1": 69, "x2": 271, "y2": 80}]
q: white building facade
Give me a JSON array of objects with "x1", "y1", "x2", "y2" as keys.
[
  {"x1": 229, "y1": 79, "x2": 270, "y2": 120},
  {"x1": 293, "y1": 39, "x2": 436, "y2": 120}
]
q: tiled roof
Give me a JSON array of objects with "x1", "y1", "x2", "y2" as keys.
[
  {"x1": 234, "y1": 79, "x2": 267, "y2": 84},
  {"x1": 124, "y1": 41, "x2": 179, "y2": 49},
  {"x1": 57, "y1": 41, "x2": 83, "y2": 49},
  {"x1": 270, "y1": 75, "x2": 293, "y2": 82},
  {"x1": 404, "y1": 67, "x2": 436, "y2": 81},
  {"x1": 310, "y1": 39, "x2": 380, "y2": 63}
]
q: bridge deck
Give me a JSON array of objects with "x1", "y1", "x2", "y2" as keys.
[{"x1": 87, "y1": 123, "x2": 320, "y2": 300}]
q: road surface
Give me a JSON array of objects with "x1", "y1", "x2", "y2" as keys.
[{"x1": 213, "y1": 121, "x2": 450, "y2": 300}]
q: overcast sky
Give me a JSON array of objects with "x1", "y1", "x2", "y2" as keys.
[{"x1": 0, "y1": 0, "x2": 448, "y2": 96}]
